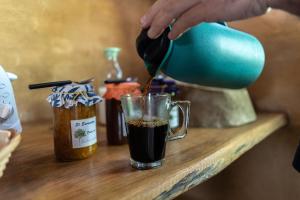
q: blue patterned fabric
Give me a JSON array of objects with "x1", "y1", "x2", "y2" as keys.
[{"x1": 47, "y1": 83, "x2": 102, "y2": 108}]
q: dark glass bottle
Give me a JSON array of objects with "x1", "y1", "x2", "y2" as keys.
[
  {"x1": 104, "y1": 80, "x2": 141, "y2": 145},
  {"x1": 105, "y1": 98, "x2": 127, "y2": 145}
]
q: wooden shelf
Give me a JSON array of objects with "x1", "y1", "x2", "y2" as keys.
[{"x1": 0, "y1": 113, "x2": 287, "y2": 200}]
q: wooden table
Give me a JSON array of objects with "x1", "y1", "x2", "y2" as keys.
[{"x1": 0, "y1": 113, "x2": 287, "y2": 200}]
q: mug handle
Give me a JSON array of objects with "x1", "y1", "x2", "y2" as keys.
[{"x1": 167, "y1": 101, "x2": 191, "y2": 141}]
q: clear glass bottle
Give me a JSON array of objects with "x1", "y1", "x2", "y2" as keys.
[
  {"x1": 104, "y1": 47, "x2": 123, "y2": 80},
  {"x1": 98, "y1": 47, "x2": 123, "y2": 125}
]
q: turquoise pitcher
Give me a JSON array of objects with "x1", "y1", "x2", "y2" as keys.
[{"x1": 136, "y1": 22, "x2": 265, "y2": 89}]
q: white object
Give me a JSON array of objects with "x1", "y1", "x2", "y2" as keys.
[
  {"x1": 0, "y1": 66, "x2": 22, "y2": 133},
  {"x1": 0, "y1": 104, "x2": 13, "y2": 120},
  {"x1": 98, "y1": 86, "x2": 107, "y2": 125},
  {"x1": 6, "y1": 72, "x2": 18, "y2": 81},
  {"x1": 0, "y1": 130, "x2": 11, "y2": 148}
]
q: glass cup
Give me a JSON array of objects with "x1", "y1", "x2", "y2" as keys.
[{"x1": 121, "y1": 93, "x2": 190, "y2": 170}]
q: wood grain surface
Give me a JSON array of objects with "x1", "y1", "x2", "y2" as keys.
[
  {"x1": 0, "y1": 133, "x2": 21, "y2": 177},
  {"x1": 0, "y1": 113, "x2": 287, "y2": 200}
]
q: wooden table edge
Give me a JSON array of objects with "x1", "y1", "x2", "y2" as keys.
[{"x1": 144, "y1": 113, "x2": 287, "y2": 200}]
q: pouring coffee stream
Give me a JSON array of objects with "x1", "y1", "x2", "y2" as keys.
[
  {"x1": 143, "y1": 76, "x2": 154, "y2": 96},
  {"x1": 138, "y1": 76, "x2": 152, "y2": 124},
  {"x1": 138, "y1": 27, "x2": 170, "y2": 121}
]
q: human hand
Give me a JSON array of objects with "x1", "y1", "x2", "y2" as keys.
[{"x1": 140, "y1": 0, "x2": 274, "y2": 40}]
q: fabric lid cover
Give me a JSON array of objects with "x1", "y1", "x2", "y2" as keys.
[
  {"x1": 47, "y1": 83, "x2": 102, "y2": 109},
  {"x1": 104, "y1": 82, "x2": 141, "y2": 100}
]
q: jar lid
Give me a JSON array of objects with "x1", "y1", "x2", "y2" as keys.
[
  {"x1": 47, "y1": 83, "x2": 102, "y2": 108},
  {"x1": 104, "y1": 82, "x2": 141, "y2": 100}
]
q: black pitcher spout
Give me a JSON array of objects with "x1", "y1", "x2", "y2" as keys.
[{"x1": 293, "y1": 141, "x2": 300, "y2": 172}]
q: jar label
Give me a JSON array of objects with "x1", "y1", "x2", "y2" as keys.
[{"x1": 71, "y1": 116, "x2": 97, "y2": 149}]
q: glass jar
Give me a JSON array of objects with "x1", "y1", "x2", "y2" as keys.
[
  {"x1": 105, "y1": 98, "x2": 126, "y2": 145},
  {"x1": 48, "y1": 83, "x2": 102, "y2": 161},
  {"x1": 104, "y1": 80, "x2": 141, "y2": 145}
]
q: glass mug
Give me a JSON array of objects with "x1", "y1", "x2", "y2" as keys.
[{"x1": 121, "y1": 94, "x2": 190, "y2": 170}]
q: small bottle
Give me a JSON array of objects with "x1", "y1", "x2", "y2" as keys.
[
  {"x1": 104, "y1": 47, "x2": 123, "y2": 80},
  {"x1": 98, "y1": 47, "x2": 123, "y2": 125},
  {"x1": 48, "y1": 83, "x2": 102, "y2": 161},
  {"x1": 104, "y1": 80, "x2": 141, "y2": 145}
]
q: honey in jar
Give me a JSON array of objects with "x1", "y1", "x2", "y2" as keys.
[{"x1": 48, "y1": 83, "x2": 102, "y2": 161}]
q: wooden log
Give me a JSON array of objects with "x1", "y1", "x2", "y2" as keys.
[{"x1": 176, "y1": 82, "x2": 257, "y2": 128}]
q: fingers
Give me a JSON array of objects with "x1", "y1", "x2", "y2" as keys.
[
  {"x1": 168, "y1": 0, "x2": 266, "y2": 40},
  {"x1": 168, "y1": 2, "x2": 212, "y2": 40},
  {"x1": 147, "y1": 9, "x2": 176, "y2": 38},
  {"x1": 143, "y1": 0, "x2": 269, "y2": 40},
  {"x1": 140, "y1": 0, "x2": 167, "y2": 28},
  {"x1": 143, "y1": 0, "x2": 201, "y2": 39}
]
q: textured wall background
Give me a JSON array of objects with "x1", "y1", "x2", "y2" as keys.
[{"x1": 0, "y1": 0, "x2": 150, "y2": 122}]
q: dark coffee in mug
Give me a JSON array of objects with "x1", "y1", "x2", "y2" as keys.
[
  {"x1": 127, "y1": 119, "x2": 168, "y2": 163},
  {"x1": 121, "y1": 94, "x2": 190, "y2": 170}
]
